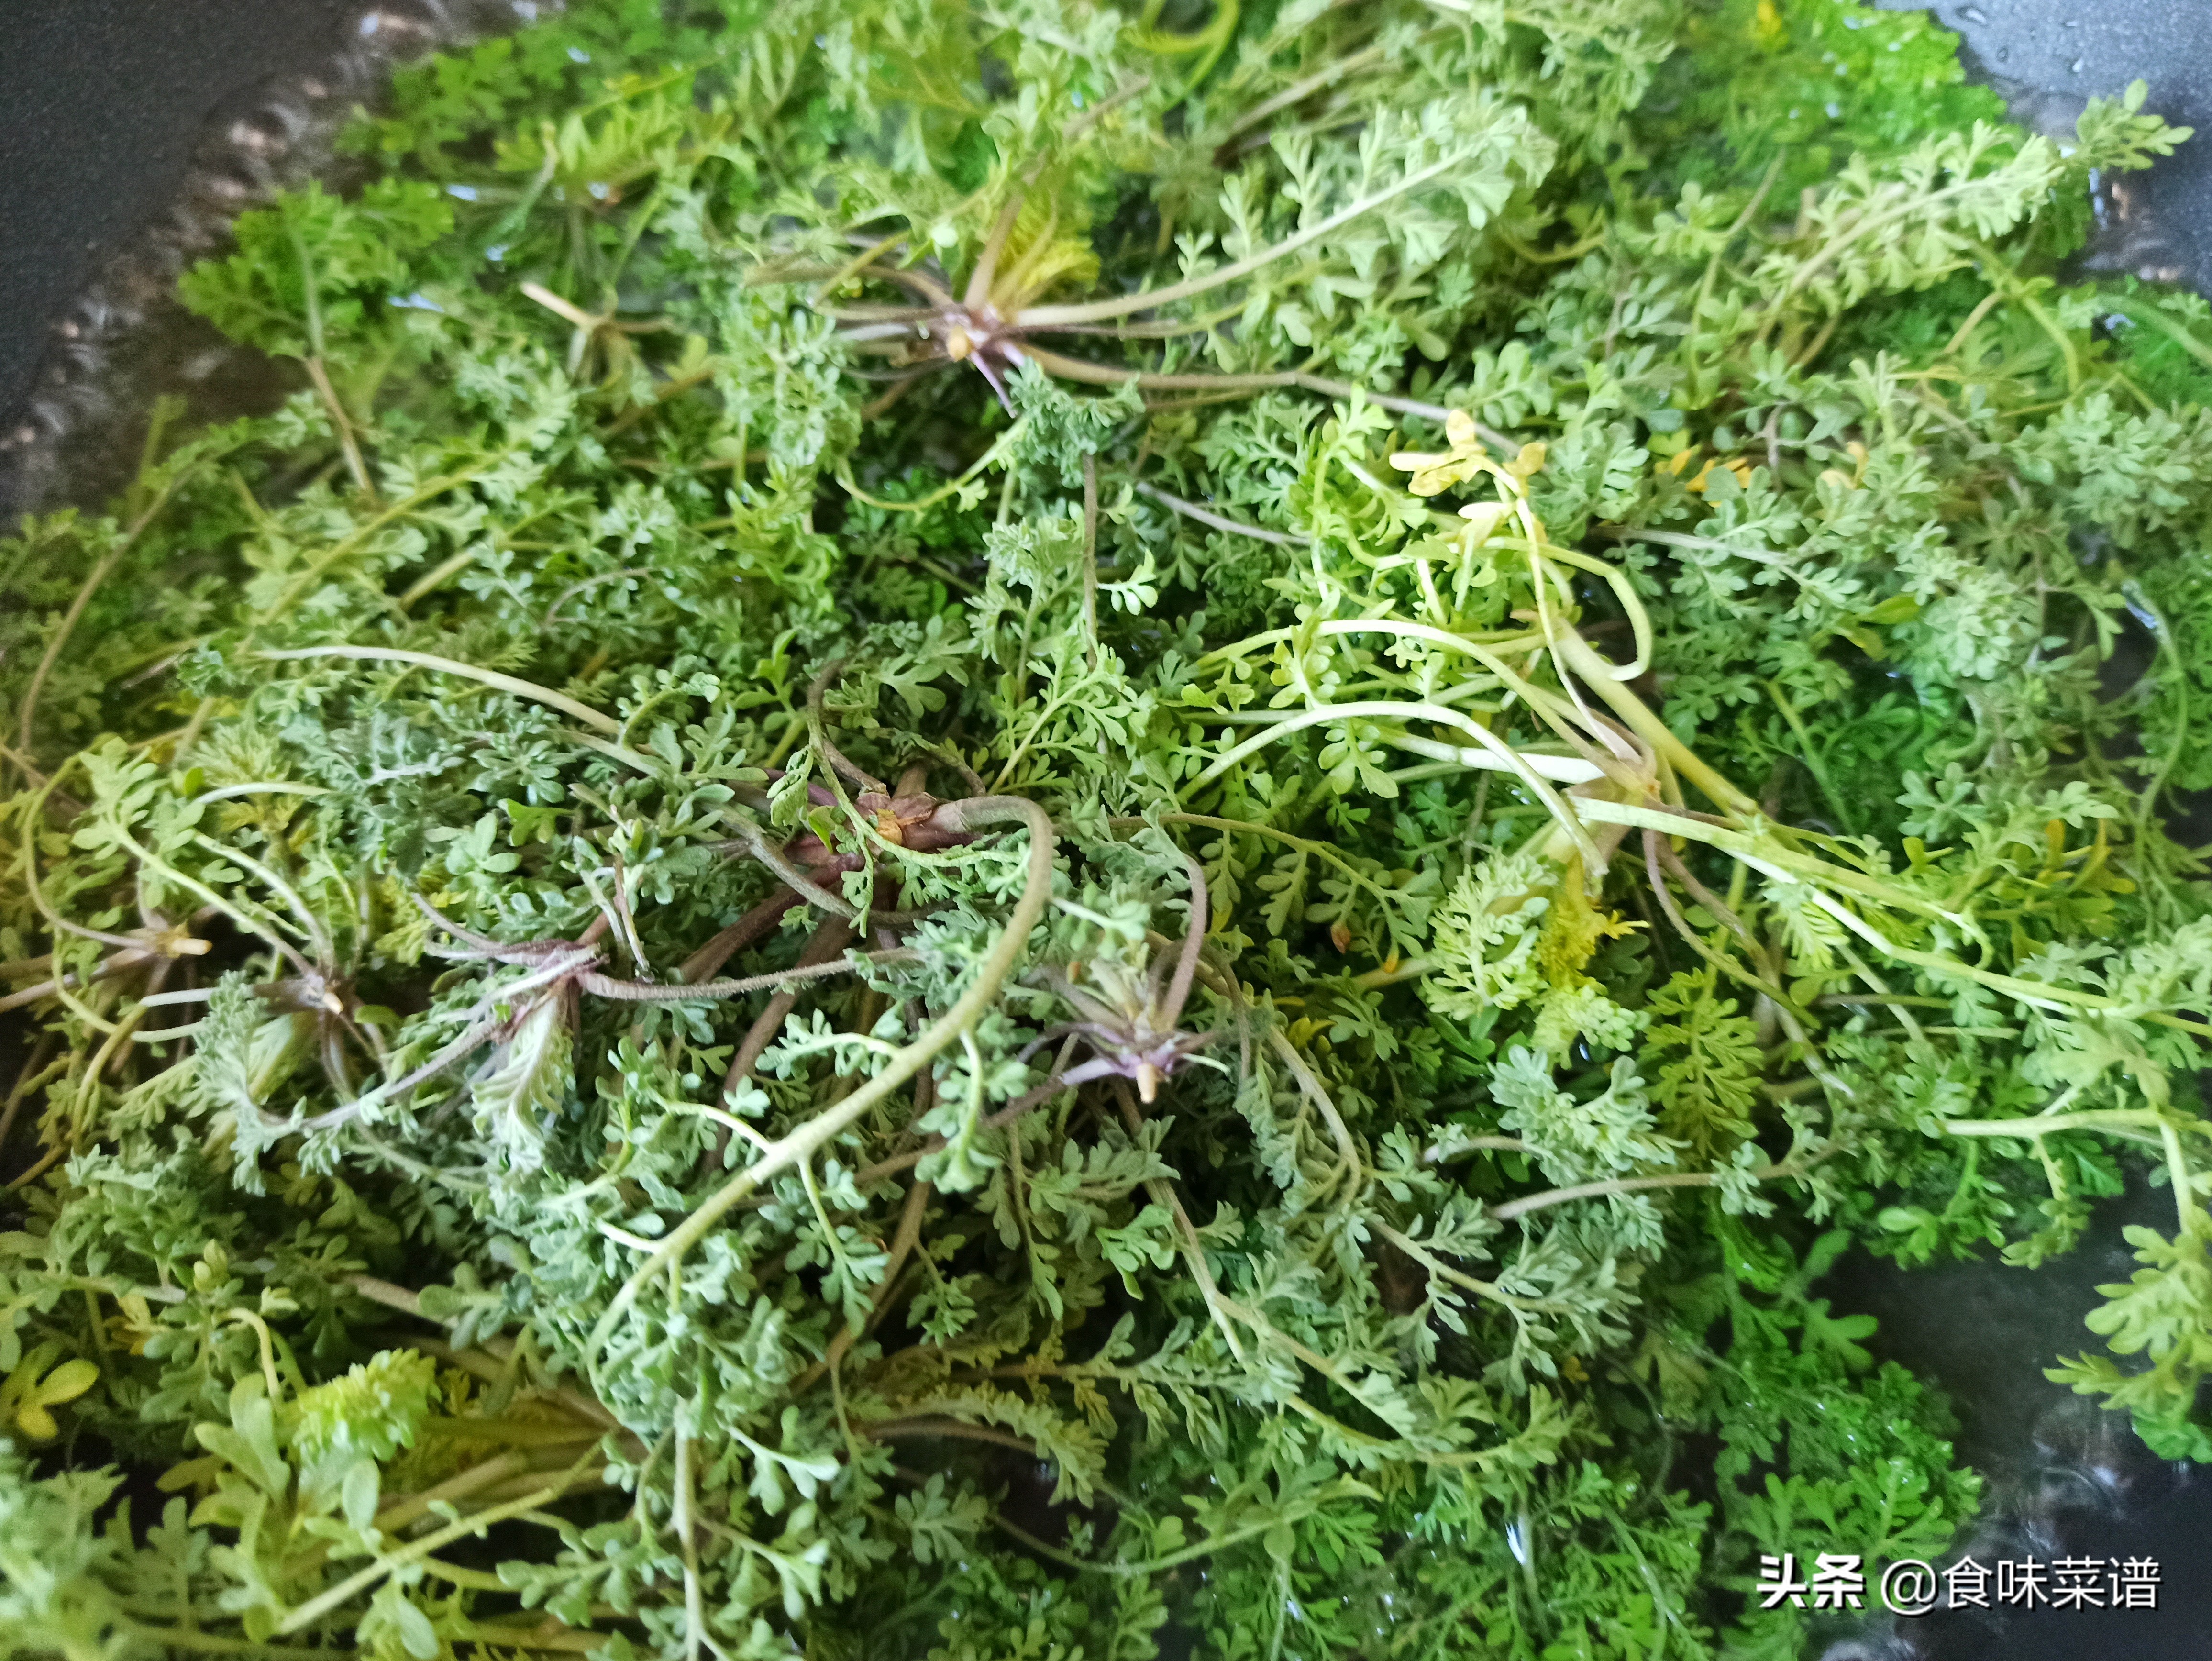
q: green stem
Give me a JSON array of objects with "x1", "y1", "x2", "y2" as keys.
[
  {"x1": 1023, "y1": 346, "x2": 1454, "y2": 424},
  {"x1": 1938, "y1": 1108, "x2": 2212, "y2": 1141},
  {"x1": 17, "y1": 476, "x2": 184, "y2": 756},
  {"x1": 832, "y1": 418, "x2": 1029, "y2": 514},
  {"x1": 990, "y1": 1507, "x2": 1283, "y2": 1577},
  {"x1": 1553, "y1": 632, "x2": 1760, "y2": 818},
  {"x1": 1201, "y1": 618, "x2": 1571, "y2": 726},
  {"x1": 2105, "y1": 290, "x2": 2212, "y2": 370},
  {"x1": 1020, "y1": 150, "x2": 1470, "y2": 328},
  {"x1": 1184, "y1": 698, "x2": 1607, "y2": 871},
  {"x1": 258, "y1": 465, "x2": 490, "y2": 622},
  {"x1": 275, "y1": 1465, "x2": 589, "y2": 1636},
  {"x1": 256, "y1": 646, "x2": 622, "y2": 737},
  {"x1": 1489, "y1": 1164, "x2": 1794, "y2": 1223},
  {"x1": 1944, "y1": 1111, "x2": 2207, "y2": 1237},
  {"x1": 2161, "y1": 1118, "x2": 2202, "y2": 1238},
  {"x1": 1766, "y1": 679, "x2": 1849, "y2": 832},
  {"x1": 1116, "y1": 811, "x2": 1424, "y2": 919},
  {"x1": 1372, "y1": 1220, "x2": 1540, "y2": 1314},
  {"x1": 582, "y1": 797, "x2": 1057, "y2": 1382}
]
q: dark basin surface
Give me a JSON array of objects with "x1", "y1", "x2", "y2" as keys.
[
  {"x1": 0, "y1": 0, "x2": 358, "y2": 435},
  {"x1": 1891, "y1": 0, "x2": 2212, "y2": 290}
]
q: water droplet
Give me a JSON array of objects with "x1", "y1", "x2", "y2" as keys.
[
  {"x1": 2071, "y1": 56, "x2": 2086, "y2": 73},
  {"x1": 1961, "y1": 4, "x2": 1990, "y2": 22},
  {"x1": 1996, "y1": 45, "x2": 2011, "y2": 61}
]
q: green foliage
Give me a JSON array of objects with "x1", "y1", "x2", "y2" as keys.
[
  {"x1": 5, "y1": 0, "x2": 2212, "y2": 1655},
  {"x1": 1643, "y1": 970, "x2": 1762, "y2": 1158},
  {"x1": 1651, "y1": 0, "x2": 2009, "y2": 194},
  {"x1": 177, "y1": 179, "x2": 455, "y2": 359}
]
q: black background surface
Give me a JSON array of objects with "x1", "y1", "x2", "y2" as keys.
[{"x1": 0, "y1": 0, "x2": 356, "y2": 431}]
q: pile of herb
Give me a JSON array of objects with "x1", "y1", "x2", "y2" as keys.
[{"x1": 8, "y1": 0, "x2": 2212, "y2": 1653}]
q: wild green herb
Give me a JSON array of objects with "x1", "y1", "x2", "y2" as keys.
[{"x1": 3, "y1": 0, "x2": 2210, "y2": 1654}]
